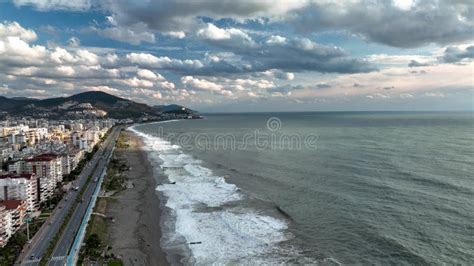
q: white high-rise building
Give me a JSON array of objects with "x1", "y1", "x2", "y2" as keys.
[
  {"x1": 0, "y1": 173, "x2": 39, "y2": 211},
  {"x1": 24, "y1": 154, "x2": 62, "y2": 202}
]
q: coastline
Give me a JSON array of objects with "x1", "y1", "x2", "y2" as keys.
[
  {"x1": 106, "y1": 130, "x2": 169, "y2": 265},
  {"x1": 126, "y1": 121, "x2": 297, "y2": 264}
]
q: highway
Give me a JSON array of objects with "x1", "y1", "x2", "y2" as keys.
[
  {"x1": 20, "y1": 127, "x2": 120, "y2": 266},
  {"x1": 48, "y1": 127, "x2": 120, "y2": 265}
]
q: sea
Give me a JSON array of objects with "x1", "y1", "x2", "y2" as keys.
[{"x1": 130, "y1": 112, "x2": 474, "y2": 265}]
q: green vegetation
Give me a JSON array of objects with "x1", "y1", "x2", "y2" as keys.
[
  {"x1": 0, "y1": 91, "x2": 166, "y2": 119},
  {"x1": 84, "y1": 196, "x2": 108, "y2": 246},
  {"x1": 39, "y1": 190, "x2": 64, "y2": 210},
  {"x1": 0, "y1": 230, "x2": 27, "y2": 265},
  {"x1": 107, "y1": 259, "x2": 124, "y2": 266},
  {"x1": 116, "y1": 133, "x2": 129, "y2": 149},
  {"x1": 104, "y1": 154, "x2": 128, "y2": 192},
  {"x1": 63, "y1": 145, "x2": 99, "y2": 182},
  {"x1": 0, "y1": 217, "x2": 45, "y2": 265},
  {"x1": 84, "y1": 234, "x2": 103, "y2": 258},
  {"x1": 77, "y1": 196, "x2": 111, "y2": 265},
  {"x1": 104, "y1": 133, "x2": 128, "y2": 193}
]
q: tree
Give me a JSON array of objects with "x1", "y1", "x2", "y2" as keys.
[{"x1": 85, "y1": 234, "x2": 102, "y2": 258}]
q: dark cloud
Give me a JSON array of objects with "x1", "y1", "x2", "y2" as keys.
[
  {"x1": 439, "y1": 45, "x2": 474, "y2": 63},
  {"x1": 315, "y1": 83, "x2": 331, "y2": 89},
  {"x1": 125, "y1": 28, "x2": 376, "y2": 76},
  {"x1": 13, "y1": 0, "x2": 474, "y2": 49},
  {"x1": 105, "y1": 0, "x2": 473, "y2": 49},
  {"x1": 267, "y1": 85, "x2": 295, "y2": 94},
  {"x1": 287, "y1": 1, "x2": 474, "y2": 48},
  {"x1": 244, "y1": 38, "x2": 376, "y2": 73},
  {"x1": 410, "y1": 70, "x2": 428, "y2": 74},
  {"x1": 198, "y1": 29, "x2": 376, "y2": 74},
  {"x1": 408, "y1": 60, "x2": 430, "y2": 67},
  {"x1": 102, "y1": 0, "x2": 296, "y2": 32}
]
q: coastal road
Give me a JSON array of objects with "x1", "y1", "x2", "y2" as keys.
[
  {"x1": 47, "y1": 127, "x2": 120, "y2": 266},
  {"x1": 19, "y1": 127, "x2": 120, "y2": 266}
]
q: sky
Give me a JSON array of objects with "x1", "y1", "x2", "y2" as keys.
[{"x1": 0, "y1": 0, "x2": 473, "y2": 112}]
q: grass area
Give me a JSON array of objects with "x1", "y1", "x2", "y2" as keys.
[
  {"x1": 86, "y1": 197, "x2": 108, "y2": 241},
  {"x1": 103, "y1": 134, "x2": 129, "y2": 193},
  {"x1": 38, "y1": 212, "x2": 51, "y2": 219},
  {"x1": 78, "y1": 197, "x2": 109, "y2": 264},
  {"x1": 116, "y1": 132, "x2": 129, "y2": 149},
  {"x1": 107, "y1": 259, "x2": 124, "y2": 266}
]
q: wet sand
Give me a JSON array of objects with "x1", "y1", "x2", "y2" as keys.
[{"x1": 106, "y1": 131, "x2": 169, "y2": 266}]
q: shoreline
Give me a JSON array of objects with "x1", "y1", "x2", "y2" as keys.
[{"x1": 106, "y1": 131, "x2": 169, "y2": 265}]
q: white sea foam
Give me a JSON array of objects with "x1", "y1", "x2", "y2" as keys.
[
  {"x1": 129, "y1": 125, "x2": 297, "y2": 264},
  {"x1": 173, "y1": 209, "x2": 292, "y2": 264}
]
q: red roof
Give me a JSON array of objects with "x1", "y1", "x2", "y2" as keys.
[
  {"x1": 26, "y1": 153, "x2": 58, "y2": 162},
  {"x1": 0, "y1": 200, "x2": 24, "y2": 210}
]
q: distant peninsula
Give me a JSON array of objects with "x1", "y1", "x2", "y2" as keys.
[{"x1": 0, "y1": 91, "x2": 197, "y2": 121}]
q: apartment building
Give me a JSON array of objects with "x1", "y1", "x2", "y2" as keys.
[
  {"x1": 68, "y1": 149, "x2": 84, "y2": 170},
  {"x1": 0, "y1": 204, "x2": 7, "y2": 247},
  {"x1": 60, "y1": 154, "x2": 71, "y2": 176},
  {"x1": 0, "y1": 173, "x2": 39, "y2": 212},
  {"x1": 25, "y1": 128, "x2": 48, "y2": 145},
  {"x1": 25, "y1": 154, "x2": 62, "y2": 202},
  {"x1": 0, "y1": 200, "x2": 26, "y2": 247}
]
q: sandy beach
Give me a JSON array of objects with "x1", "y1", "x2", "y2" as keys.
[{"x1": 106, "y1": 131, "x2": 169, "y2": 266}]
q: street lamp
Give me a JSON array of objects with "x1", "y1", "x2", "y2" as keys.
[{"x1": 23, "y1": 213, "x2": 32, "y2": 243}]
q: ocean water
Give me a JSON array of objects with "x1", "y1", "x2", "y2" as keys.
[{"x1": 131, "y1": 112, "x2": 474, "y2": 265}]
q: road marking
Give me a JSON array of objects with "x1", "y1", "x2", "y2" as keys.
[
  {"x1": 22, "y1": 259, "x2": 41, "y2": 263},
  {"x1": 50, "y1": 256, "x2": 66, "y2": 261}
]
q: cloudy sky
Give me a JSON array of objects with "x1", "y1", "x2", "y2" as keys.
[{"x1": 0, "y1": 0, "x2": 473, "y2": 112}]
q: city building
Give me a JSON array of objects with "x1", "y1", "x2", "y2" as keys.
[
  {"x1": 0, "y1": 200, "x2": 26, "y2": 248},
  {"x1": 0, "y1": 117, "x2": 115, "y2": 247},
  {"x1": 25, "y1": 154, "x2": 62, "y2": 202},
  {"x1": 0, "y1": 173, "x2": 39, "y2": 211}
]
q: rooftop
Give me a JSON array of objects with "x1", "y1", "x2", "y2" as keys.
[
  {"x1": 0, "y1": 173, "x2": 35, "y2": 179},
  {"x1": 0, "y1": 199, "x2": 24, "y2": 210},
  {"x1": 25, "y1": 153, "x2": 58, "y2": 162}
]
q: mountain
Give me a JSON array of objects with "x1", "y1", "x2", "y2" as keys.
[
  {"x1": 153, "y1": 104, "x2": 197, "y2": 114},
  {"x1": 0, "y1": 96, "x2": 33, "y2": 110},
  {"x1": 10, "y1": 97, "x2": 39, "y2": 101},
  {"x1": 0, "y1": 91, "x2": 188, "y2": 119}
]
